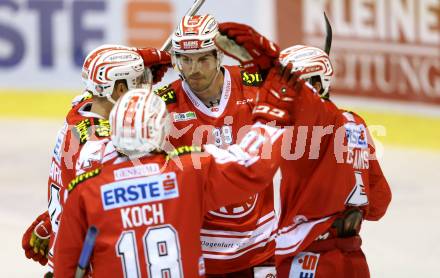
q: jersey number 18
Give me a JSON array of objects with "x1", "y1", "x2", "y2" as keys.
[{"x1": 116, "y1": 224, "x2": 183, "y2": 277}]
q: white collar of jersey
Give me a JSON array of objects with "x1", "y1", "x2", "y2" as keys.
[
  {"x1": 182, "y1": 67, "x2": 232, "y2": 118},
  {"x1": 77, "y1": 102, "x2": 105, "y2": 119}
]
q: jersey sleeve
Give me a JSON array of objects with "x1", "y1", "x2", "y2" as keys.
[
  {"x1": 201, "y1": 123, "x2": 284, "y2": 212},
  {"x1": 365, "y1": 135, "x2": 392, "y2": 220},
  {"x1": 53, "y1": 185, "x2": 88, "y2": 277}
]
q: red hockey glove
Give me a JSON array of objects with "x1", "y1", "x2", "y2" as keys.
[
  {"x1": 252, "y1": 63, "x2": 306, "y2": 126},
  {"x1": 136, "y1": 48, "x2": 172, "y2": 84},
  {"x1": 217, "y1": 22, "x2": 279, "y2": 73},
  {"x1": 22, "y1": 211, "x2": 52, "y2": 266}
]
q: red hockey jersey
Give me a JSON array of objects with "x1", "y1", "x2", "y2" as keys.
[
  {"x1": 155, "y1": 66, "x2": 278, "y2": 273},
  {"x1": 46, "y1": 92, "x2": 111, "y2": 270},
  {"x1": 340, "y1": 110, "x2": 391, "y2": 221},
  {"x1": 273, "y1": 94, "x2": 360, "y2": 264},
  {"x1": 54, "y1": 124, "x2": 284, "y2": 277},
  {"x1": 274, "y1": 103, "x2": 392, "y2": 273}
]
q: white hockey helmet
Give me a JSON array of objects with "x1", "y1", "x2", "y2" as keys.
[
  {"x1": 82, "y1": 45, "x2": 148, "y2": 99},
  {"x1": 279, "y1": 45, "x2": 333, "y2": 98},
  {"x1": 171, "y1": 14, "x2": 223, "y2": 71},
  {"x1": 109, "y1": 88, "x2": 171, "y2": 159}
]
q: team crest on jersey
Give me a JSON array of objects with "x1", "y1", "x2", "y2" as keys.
[
  {"x1": 344, "y1": 122, "x2": 368, "y2": 149},
  {"x1": 241, "y1": 71, "x2": 263, "y2": 86},
  {"x1": 173, "y1": 111, "x2": 197, "y2": 122},
  {"x1": 209, "y1": 194, "x2": 259, "y2": 218},
  {"x1": 101, "y1": 172, "x2": 179, "y2": 210},
  {"x1": 68, "y1": 168, "x2": 101, "y2": 192},
  {"x1": 154, "y1": 85, "x2": 177, "y2": 105},
  {"x1": 289, "y1": 252, "x2": 320, "y2": 278}
]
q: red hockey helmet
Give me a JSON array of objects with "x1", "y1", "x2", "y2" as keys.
[
  {"x1": 171, "y1": 14, "x2": 223, "y2": 72},
  {"x1": 109, "y1": 88, "x2": 171, "y2": 159},
  {"x1": 82, "y1": 45, "x2": 149, "y2": 99},
  {"x1": 280, "y1": 45, "x2": 333, "y2": 98}
]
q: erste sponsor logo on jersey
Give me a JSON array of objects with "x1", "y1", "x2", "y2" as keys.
[
  {"x1": 101, "y1": 172, "x2": 179, "y2": 210},
  {"x1": 172, "y1": 111, "x2": 197, "y2": 122},
  {"x1": 290, "y1": 252, "x2": 319, "y2": 277},
  {"x1": 344, "y1": 122, "x2": 368, "y2": 149}
]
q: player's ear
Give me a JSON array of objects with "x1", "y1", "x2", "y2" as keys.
[
  {"x1": 113, "y1": 80, "x2": 129, "y2": 100},
  {"x1": 316, "y1": 82, "x2": 322, "y2": 92}
]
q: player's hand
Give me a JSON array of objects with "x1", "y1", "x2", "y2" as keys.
[
  {"x1": 136, "y1": 48, "x2": 172, "y2": 84},
  {"x1": 22, "y1": 211, "x2": 52, "y2": 266},
  {"x1": 332, "y1": 208, "x2": 364, "y2": 238},
  {"x1": 252, "y1": 63, "x2": 304, "y2": 125},
  {"x1": 217, "y1": 22, "x2": 279, "y2": 73}
]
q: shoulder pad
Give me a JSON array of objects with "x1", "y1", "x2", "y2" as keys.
[
  {"x1": 154, "y1": 84, "x2": 177, "y2": 105},
  {"x1": 241, "y1": 71, "x2": 263, "y2": 87},
  {"x1": 68, "y1": 168, "x2": 101, "y2": 192},
  {"x1": 167, "y1": 146, "x2": 202, "y2": 160},
  {"x1": 71, "y1": 91, "x2": 93, "y2": 107}
]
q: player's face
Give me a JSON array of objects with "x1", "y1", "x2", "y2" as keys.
[
  {"x1": 304, "y1": 77, "x2": 322, "y2": 93},
  {"x1": 178, "y1": 51, "x2": 219, "y2": 92}
]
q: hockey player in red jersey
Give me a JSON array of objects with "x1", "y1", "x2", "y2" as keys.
[
  {"x1": 21, "y1": 45, "x2": 171, "y2": 274},
  {"x1": 274, "y1": 44, "x2": 391, "y2": 277},
  {"x1": 154, "y1": 15, "x2": 280, "y2": 276},
  {"x1": 54, "y1": 89, "x2": 285, "y2": 277}
]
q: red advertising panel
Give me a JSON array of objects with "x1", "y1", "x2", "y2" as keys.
[{"x1": 276, "y1": 0, "x2": 440, "y2": 104}]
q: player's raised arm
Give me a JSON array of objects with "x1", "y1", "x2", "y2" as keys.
[{"x1": 200, "y1": 123, "x2": 284, "y2": 212}]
